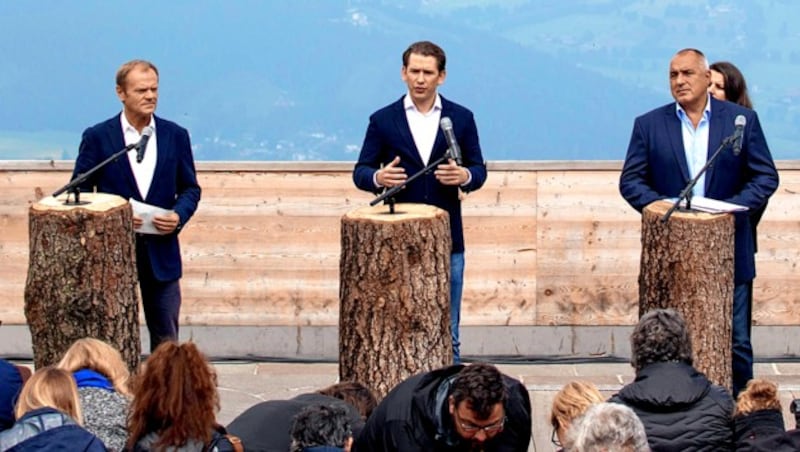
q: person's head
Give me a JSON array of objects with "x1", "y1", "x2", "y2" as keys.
[
  {"x1": 550, "y1": 380, "x2": 605, "y2": 449},
  {"x1": 568, "y1": 402, "x2": 650, "y2": 452},
  {"x1": 15, "y1": 366, "x2": 82, "y2": 424},
  {"x1": 709, "y1": 61, "x2": 753, "y2": 109},
  {"x1": 735, "y1": 378, "x2": 782, "y2": 417},
  {"x1": 630, "y1": 308, "x2": 693, "y2": 372},
  {"x1": 316, "y1": 381, "x2": 378, "y2": 420},
  {"x1": 126, "y1": 341, "x2": 219, "y2": 450},
  {"x1": 57, "y1": 337, "x2": 132, "y2": 397},
  {"x1": 669, "y1": 48, "x2": 711, "y2": 111},
  {"x1": 401, "y1": 41, "x2": 447, "y2": 112},
  {"x1": 289, "y1": 404, "x2": 354, "y2": 452},
  {"x1": 448, "y1": 363, "x2": 508, "y2": 446},
  {"x1": 115, "y1": 59, "x2": 159, "y2": 124}
]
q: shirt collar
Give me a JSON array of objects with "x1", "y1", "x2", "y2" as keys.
[
  {"x1": 403, "y1": 93, "x2": 443, "y2": 115},
  {"x1": 675, "y1": 93, "x2": 712, "y2": 122},
  {"x1": 120, "y1": 112, "x2": 156, "y2": 133}
]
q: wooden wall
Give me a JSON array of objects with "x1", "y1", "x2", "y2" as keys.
[{"x1": 1, "y1": 161, "x2": 799, "y2": 328}]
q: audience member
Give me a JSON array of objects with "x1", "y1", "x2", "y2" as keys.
[
  {"x1": 227, "y1": 381, "x2": 376, "y2": 452},
  {"x1": 568, "y1": 402, "x2": 650, "y2": 452},
  {"x1": 289, "y1": 404, "x2": 354, "y2": 452},
  {"x1": 353, "y1": 362, "x2": 531, "y2": 451},
  {"x1": 550, "y1": 380, "x2": 604, "y2": 451},
  {"x1": 734, "y1": 378, "x2": 797, "y2": 451},
  {"x1": 0, "y1": 359, "x2": 30, "y2": 432},
  {"x1": 57, "y1": 338, "x2": 131, "y2": 451},
  {"x1": 125, "y1": 341, "x2": 241, "y2": 451},
  {"x1": 709, "y1": 61, "x2": 753, "y2": 108},
  {"x1": 0, "y1": 366, "x2": 106, "y2": 451},
  {"x1": 609, "y1": 308, "x2": 734, "y2": 451}
]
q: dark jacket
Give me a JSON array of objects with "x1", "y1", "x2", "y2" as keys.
[
  {"x1": 226, "y1": 393, "x2": 364, "y2": 452},
  {"x1": 353, "y1": 96, "x2": 488, "y2": 254},
  {"x1": 0, "y1": 407, "x2": 107, "y2": 451},
  {"x1": 609, "y1": 361, "x2": 734, "y2": 451},
  {"x1": 734, "y1": 409, "x2": 797, "y2": 451},
  {"x1": 619, "y1": 97, "x2": 778, "y2": 283},
  {"x1": 352, "y1": 365, "x2": 531, "y2": 452},
  {"x1": 0, "y1": 359, "x2": 23, "y2": 432},
  {"x1": 73, "y1": 114, "x2": 201, "y2": 281}
]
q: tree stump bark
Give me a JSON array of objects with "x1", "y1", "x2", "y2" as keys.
[
  {"x1": 25, "y1": 193, "x2": 141, "y2": 371},
  {"x1": 340, "y1": 203, "x2": 452, "y2": 399},
  {"x1": 639, "y1": 200, "x2": 734, "y2": 390}
]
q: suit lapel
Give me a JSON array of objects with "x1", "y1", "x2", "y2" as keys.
[
  {"x1": 705, "y1": 99, "x2": 727, "y2": 191},
  {"x1": 664, "y1": 105, "x2": 690, "y2": 183},
  {"x1": 106, "y1": 118, "x2": 142, "y2": 200},
  {"x1": 392, "y1": 98, "x2": 425, "y2": 167}
]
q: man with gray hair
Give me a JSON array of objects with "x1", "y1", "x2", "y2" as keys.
[
  {"x1": 609, "y1": 309, "x2": 733, "y2": 450},
  {"x1": 568, "y1": 402, "x2": 650, "y2": 452}
]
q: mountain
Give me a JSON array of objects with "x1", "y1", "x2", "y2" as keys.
[{"x1": 0, "y1": 1, "x2": 796, "y2": 161}]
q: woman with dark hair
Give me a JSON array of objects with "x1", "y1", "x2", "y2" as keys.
[
  {"x1": 609, "y1": 308, "x2": 734, "y2": 451},
  {"x1": 125, "y1": 341, "x2": 241, "y2": 451},
  {"x1": 709, "y1": 61, "x2": 753, "y2": 108}
]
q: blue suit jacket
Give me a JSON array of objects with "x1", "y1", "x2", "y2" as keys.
[
  {"x1": 619, "y1": 97, "x2": 778, "y2": 283},
  {"x1": 353, "y1": 96, "x2": 487, "y2": 253},
  {"x1": 72, "y1": 114, "x2": 201, "y2": 281}
]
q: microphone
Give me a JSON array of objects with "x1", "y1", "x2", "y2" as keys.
[
  {"x1": 439, "y1": 116, "x2": 462, "y2": 166},
  {"x1": 732, "y1": 115, "x2": 746, "y2": 156},
  {"x1": 135, "y1": 126, "x2": 154, "y2": 163}
]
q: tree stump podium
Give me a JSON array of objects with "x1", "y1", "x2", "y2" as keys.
[
  {"x1": 639, "y1": 200, "x2": 734, "y2": 390},
  {"x1": 340, "y1": 203, "x2": 452, "y2": 399},
  {"x1": 25, "y1": 193, "x2": 141, "y2": 371}
]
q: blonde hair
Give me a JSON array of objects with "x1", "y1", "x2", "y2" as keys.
[
  {"x1": 735, "y1": 378, "x2": 782, "y2": 416},
  {"x1": 116, "y1": 59, "x2": 159, "y2": 90},
  {"x1": 15, "y1": 367, "x2": 83, "y2": 424},
  {"x1": 57, "y1": 337, "x2": 132, "y2": 397},
  {"x1": 550, "y1": 380, "x2": 605, "y2": 431}
]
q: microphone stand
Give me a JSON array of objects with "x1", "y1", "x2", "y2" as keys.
[
  {"x1": 52, "y1": 142, "x2": 137, "y2": 206},
  {"x1": 661, "y1": 134, "x2": 737, "y2": 223},
  {"x1": 370, "y1": 149, "x2": 455, "y2": 214}
]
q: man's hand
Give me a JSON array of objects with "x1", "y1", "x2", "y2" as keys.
[
  {"x1": 152, "y1": 211, "x2": 180, "y2": 234},
  {"x1": 435, "y1": 159, "x2": 468, "y2": 186},
  {"x1": 133, "y1": 215, "x2": 144, "y2": 230},
  {"x1": 377, "y1": 156, "x2": 408, "y2": 187}
]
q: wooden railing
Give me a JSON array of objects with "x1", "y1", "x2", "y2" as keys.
[{"x1": 2, "y1": 160, "x2": 799, "y2": 329}]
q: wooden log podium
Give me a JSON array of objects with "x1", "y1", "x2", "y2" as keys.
[
  {"x1": 339, "y1": 203, "x2": 452, "y2": 399},
  {"x1": 25, "y1": 193, "x2": 141, "y2": 371},
  {"x1": 639, "y1": 200, "x2": 735, "y2": 390}
]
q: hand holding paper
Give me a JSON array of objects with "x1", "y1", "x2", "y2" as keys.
[{"x1": 129, "y1": 199, "x2": 178, "y2": 235}]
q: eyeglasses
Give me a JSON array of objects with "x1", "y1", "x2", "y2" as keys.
[
  {"x1": 551, "y1": 427, "x2": 563, "y2": 448},
  {"x1": 459, "y1": 416, "x2": 507, "y2": 433}
]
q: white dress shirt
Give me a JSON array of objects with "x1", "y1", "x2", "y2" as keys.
[{"x1": 120, "y1": 113, "x2": 157, "y2": 199}]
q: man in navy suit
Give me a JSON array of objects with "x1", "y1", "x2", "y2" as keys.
[
  {"x1": 353, "y1": 41, "x2": 487, "y2": 363},
  {"x1": 619, "y1": 48, "x2": 778, "y2": 396},
  {"x1": 72, "y1": 60, "x2": 201, "y2": 352}
]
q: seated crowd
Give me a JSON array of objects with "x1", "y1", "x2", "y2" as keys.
[{"x1": 3, "y1": 309, "x2": 800, "y2": 451}]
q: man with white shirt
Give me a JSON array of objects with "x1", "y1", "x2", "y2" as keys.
[
  {"x1": 619, "y1": 48, "x2": 778, "y2": 396},
  {"x1": 72, "y1": 60, "x2": 201, "y2": 352},
  {"x1": 353, "y1": 41, "x2": 487, "y2": 363}
]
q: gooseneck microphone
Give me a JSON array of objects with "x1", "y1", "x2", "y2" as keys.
[
  {"x1": 439, "y1": 116, "x2": 462, "y2": 166},
  {"x1": 135, "y1": 126, "x2": 154, "y2": 163},
  {"x1": 731, "y1": 115, "x2": 746, "y2": 156}
]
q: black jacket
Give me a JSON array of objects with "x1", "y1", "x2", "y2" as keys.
[
  {"x1": 734, "y1": 409, "x2": 799, "y2": 451},
  {"x1": 226, "y1": 393, "x2": 364, "y2": 452},
  {"x1": 352, "y1": 365, "x2": 531, "y2": 452},
  {"x1": 609, "y1": 361, "x2": 734, "y2": 451}
]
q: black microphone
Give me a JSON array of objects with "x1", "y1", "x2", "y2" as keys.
[
  {"x1": 439, "y1": 116, "x2": 462, "y2": 166},
  {"x1": 732, "y1": 115, "x2": 746, "y2": 156},
  {"x1": 135, "y1": 126, "x2": 154, "y2": 163}
]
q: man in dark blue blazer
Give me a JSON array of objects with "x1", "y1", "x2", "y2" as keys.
[
  {"x1": 619, "y1": 49, "x2": 778, "y2": 396},
  {"x1": 72, "y1": 60, "x2": 201, "y2": 352},
  {"x1": 353, "y1": 41, "x2": 487, "y2": 363}
]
